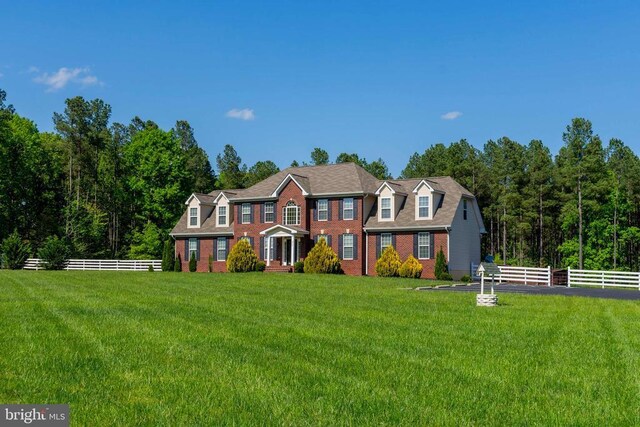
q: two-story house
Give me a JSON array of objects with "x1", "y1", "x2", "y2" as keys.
[{"x1": 170, "y1": 162, "x2": 485, "y2": 278}]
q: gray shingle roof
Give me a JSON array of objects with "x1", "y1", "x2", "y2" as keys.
[
  {"x1": 364, "y1": 177, "x2": 474, "y2": 230},
  {"x1": 170, "y1": 209, "x2": 234, "y2": 236}
]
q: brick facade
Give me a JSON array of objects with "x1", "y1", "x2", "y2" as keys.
[{"x1": 365, "y1": 231, "x2": 448, "y2": 279}]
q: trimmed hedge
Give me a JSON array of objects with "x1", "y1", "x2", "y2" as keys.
[
  {"x1": 375, "y1": 246, "x2": 402, "y2": 277},
  {"x1": 38, "y1": 236, "x2": 69, "y2": 270},
  {"x1": 399, "y1": 255, "x2": 423, "y2": 279},
  {"x1": 1, "y1": 230, "x2": 30, "y2": 270},
  {"x1": 227, "y1": 239, "x2": 259, "y2": 272},
  {"x1": 304, "y1": 238, "x2": 341, "y2": 274}
]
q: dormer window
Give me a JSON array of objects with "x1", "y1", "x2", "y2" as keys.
[
  {"x1": 380, "y1": 197, "x2": 391, "y2": 220},
  {"x1": 189, "y1": 207, "x2": 198, "y2": 226},
  {"x1": 218, "y1": 206, "x2": 227, "y2": 226},
  {"x1": 418, "y1": 196, "x2": 430, "y2": 219},
  {"x1": 283, "y1": 201, "x2": 300, "y2": 225}
]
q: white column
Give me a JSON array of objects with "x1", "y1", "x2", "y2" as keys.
[
  {"x1": 266, "y1": 235, "x2": 271, "y2": 267},
  {"x1": 290, "y1": 235, "x2": 295, "y2": 265}
]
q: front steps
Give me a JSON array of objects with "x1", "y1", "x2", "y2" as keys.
[{"x1": 265, "y1": 265, "x2": 293, "y2": 273}]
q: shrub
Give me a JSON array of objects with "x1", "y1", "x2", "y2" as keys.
[
  {"x1": 148, "y1": 264, "x2": 154, "y2": 272},
  {"x1": 304, "y1": 238, "x2": 341, "y2": 274},
  {"x1": 255, "y1": 261, "x2": 266, "y2": 272},
  {"x1": 174, "y1": 254, "x2": 182, "y2": 272},
  {"x1": 399, "y1": 255, "x2": 423, "y2": 279},
  {"x1": 227, "y1": 239, "x2": 259, "y2": 272},
  {"x1": 375, "y1": 246, "x2": 402, "y2": 277},
  {"x1": 439, "y1": 272, "x2": 453, "y2": 281},
  {"x1": 1, "y1": 230, "x2": 31, "y2": 269},
  {"x1": 460, "y1": 274, "x2": 471, "y2": 283},
  {"x1": 38, "y1": 236, "x2": 69, "y2": 270},
  {"x1": 434, "y1": 247, "x2": 449, "y2": 280},
  {"x1": 189, "y1": 252, "x2": 197, "y2": 272},
  {"x1": 208, "y1": 254, "x2": 214, "y2": 272},
  {"x1": 161, "y1": 239, "x2": 174, "y2": 272},
  {"x1": 294, "y1": 261, "x2": 304, "y2": 273}
]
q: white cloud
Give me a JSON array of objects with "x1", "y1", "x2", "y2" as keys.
[
  {"x1": 441, "y1": 111, "x2": 463, "y2": 120},
  {"x1": 33, "y1": 67, "x2": 101, "y2": 92},
  {"x1": 225, "y1": 108, "x2": 255, "y2": 121}
]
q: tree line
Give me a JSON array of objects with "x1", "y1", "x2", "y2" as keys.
[{"x1": 1, "y1": 88, "x2": 639, "y2": 270}]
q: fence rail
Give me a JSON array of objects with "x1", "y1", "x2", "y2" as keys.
[
  {"x1": 23, "y1": 258, "x2": 162, "y2": 271},
  {"x1": 568, "y1": 268, "x2": 640, "y2": 290},
  {"x1": 471, "y1": 263, "x2": 640, "y2": 289}
]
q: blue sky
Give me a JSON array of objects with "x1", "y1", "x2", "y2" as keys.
[{"x1": 1, "y1": 1, "x2": 639, "y2": 176}]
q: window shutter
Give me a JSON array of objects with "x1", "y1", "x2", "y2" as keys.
[
  {"x1": 327, "y1": 200, "x2": 332, "y2": 221},
  {"x1": 376, "y1": 234, "x2": 381, "y2": 259},
  {"x1": 430, "y1": 233, "x2": 435, "y2": 259},
  {"x1": 392, "y1": 234, "x2": 396, "y2": 248},
  {"x1": 338, "y1": 234, "x2": 343, "y2": 259},
  {"x1": 259, "y1": 237, "x2": 264, "y2": 260},
  {"x1": 327, "y1": 235, "x2": 332, "y2": 247},
  {"x1": 313, "y1": 200, "x2": 318, "y2": 221},
  {"x1": 236, "y1": 205, "x2": 241, "y2": 223},
  {"x1": 197, "y1": 239, "x2": 201, "y2": 261},
  {"x1": 413, "y1": 234, "x2": 418, "y2": 258},
  {"x1": 260, "y1": 203, "x2": 265, "y2": 223},
  {"x1": 338, "y1": 199, "x2": 343, "y2": 220},
  {"x1": 224, "y1": 237, "x2": 228, "y2": 259},
  {"x1": 214, "y1": 238, "x2": 219, "y2": 261},
  {"x1": 184, "y1": 240, "x2": 188, "y2": 262},
  {"x1": 354, "y1": 199, "x2": 358, "y2": 221},
  {"x1": 273, "y1": 202, "x2": 277, "y2": 223},
  {"x1": 353, "y1": 235, "x2": 358, "y2": 260},
  {"x1": 249, "y1": 204, "x2": 254, "y2": 224}
]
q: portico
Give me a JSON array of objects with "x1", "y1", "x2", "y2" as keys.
[{"x1": 260, "y1": 224, "x2": 309, "y2": 266}]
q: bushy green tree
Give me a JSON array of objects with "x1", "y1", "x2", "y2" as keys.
[
  {"x1": 38, "y1": 236, "x2": 69, "y2": 270},
  {"x1": 434, "y1": 247, "x2": 448, "y2": 279},
  {"x1": 129, "y1": 221, "x2": 163, "y2": 259},
  {"x1": 226, "y1": 239, "x2": 259, "y2": 272},
  {"x1": 189, "y1": 252, "x2": 197, "y2": 272},
  {"x1": 161, "y1": 239, "x2": 174, "y2": 272},
  {"x1": 375, "y1": 246, "x2": 401, "y2": 277},
  {"x1": 1, "y1": 230, "x2": 31, "y2": 269},
  {"x1": 399, "y1": 255, "x2": 423, "y2": 279},
  {"x1": 304, "y1": 238, "x2": 341, "y2": 274}
]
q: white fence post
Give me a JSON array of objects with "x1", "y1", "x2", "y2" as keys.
[
  {"x1": 547, "y1": 266, "x2": 551, "y2": 287},
  {"x1": 601, "y1": 271, "x2": 605, "y2": 289},
  {"x1": 567, "y1": 266, "x2": 571, "y2": 288}
]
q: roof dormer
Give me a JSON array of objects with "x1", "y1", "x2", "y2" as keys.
[
  {"x1": 185, "y1": 193, "x2": 215, "y2": 229},
  {"x1": 375, "y1": 181, "x2": 406, "y2": 222}
]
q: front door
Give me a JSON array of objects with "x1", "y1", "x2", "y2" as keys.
[{"x1": 282, "y1": 238, "x2": 297, "y2": 266}]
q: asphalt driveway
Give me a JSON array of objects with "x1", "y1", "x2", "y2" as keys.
[{"x1": 419, "y1": 283, "x2": 640, "y2": 301}]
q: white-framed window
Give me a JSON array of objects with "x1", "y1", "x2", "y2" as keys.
[
  {"x1": 381, "y1": 233, "x2": 392, "y2": 251},
  {"x1": 381, "y1": 197, "x2": 391, "y2": 219},
  {"x1": 418, "y1": 232, "x2": 430, "y2": 259},
  {"x1": 418, "y1": 196, "x2": 429, "y2": 218},
  {"x1": 217, "y1": 239, "x2": 227, "y2": 261},
  {"x1": 317, "y1": 199, "x2": 328, "y2": 221},
  {"x1": 343, "y1": 234, "x2": 354, "y2": 260},
  {"x1": 343, "y1": 198, "x2": 354, "y2": 220},
  {"x1": 242, "y1": 203, "x2": 251, "y2": 224},
  {"x1": 316, "y1": 234, "x2": 328, "y2": 244},
  {"x1": 189, "y1": 207, "x2": 198, "y2": 226},
  {"x1": 218, "y1": 206, "x2": 227, "y2": 226},
  {"x1": 188, "y1": 238, "x2": 198, "y2": 259},
  {"x1": 463, "y1": 199, "x2": 468, "y2": 220},
  {"x1": 264, "y1": 202, "x2": 274, "y2": 223},
  {"x1": 283, "y1": 201, "x2": 300, "y2": 225}
]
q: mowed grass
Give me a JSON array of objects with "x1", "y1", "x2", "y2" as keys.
[{"x1": 0, "y1": 272, "x2": 639, "y2": 426}]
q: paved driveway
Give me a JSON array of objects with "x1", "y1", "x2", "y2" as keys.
[{"x1": 420, "y1": 283, "x2": 640, "y2": 301}]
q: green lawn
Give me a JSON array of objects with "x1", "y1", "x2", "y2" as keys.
[{"x1": 1, "y1": 271, "x2": 639, "y2": 426}]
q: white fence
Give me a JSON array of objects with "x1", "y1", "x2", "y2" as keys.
[
  {"x1": 567, "y1": 268, "x2": 640, "y2": 290},
  {"x1": 471, "y1": 263, "x2": 551, "y2": 286},
  {"x1": 23, "y1": 258, "x2": 162, "y2": 271}
]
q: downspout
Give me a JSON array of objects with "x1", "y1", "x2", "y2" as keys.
[
  {"x1": 445, "y1": 226, "x2": 451, "y2": 263},
  {"x1": 365, "y1": 229, "x2": 369, "y2": 276}
]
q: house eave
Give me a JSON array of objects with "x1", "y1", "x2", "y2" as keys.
[
  {"x1": 363, "y1": 225, "x2": 451, "y2": 232},
  {"x1": 170, "y1": 231, "x2": 234, "y2": 237}
]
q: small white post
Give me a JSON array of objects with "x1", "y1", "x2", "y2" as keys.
[
  {"x1": 266, "y1": 236, "x2": 271, "y2": 267},
  {"x1": 290, "y1": 235, "x2": 295, "y2": 266},
  {"x1": 567, "y1": 266, "x2": 571, "y2": 288},
  {"x1": 547, "y1": 266, "x2": 551, "y2": 287},
  {"x1": 480, "y1": 272, "x2": 485, "y2": 295},
  {"x1": 602, "y1": 271, "x2": 605, "y2": 289},
  {"x1": 524, "y1": 268, "x2": 528, "y2": 285},
  {"x1": 491, "y1": 274, "x2": 495, "y2": 295}
]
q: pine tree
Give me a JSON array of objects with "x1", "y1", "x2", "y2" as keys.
[{"x1": 161, "y1": 239, "x2": 174, "y2": 272}]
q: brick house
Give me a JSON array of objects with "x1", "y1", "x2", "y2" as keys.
[{"x1": 170, "y1": 163, "x2": 485, "y2": 278}]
